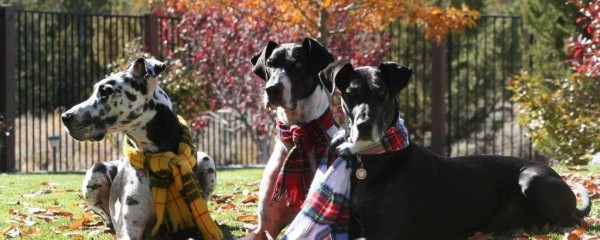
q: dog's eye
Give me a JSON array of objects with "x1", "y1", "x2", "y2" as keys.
[
  {"x1": 346, "y1": 89, "x2": 355, "y2": 97},
  {"x1": 98, "y1": 86, "x2": 112, "y2": 99},
  {"x1": 266, "y1": 59, "x2": 275, "y2": 68},
  {"x1": 376, "y1": 90, "x2": 386, "y2": 98},
  {"x1": 295, "y1": 62, "x2": 301, "y2": 69}
]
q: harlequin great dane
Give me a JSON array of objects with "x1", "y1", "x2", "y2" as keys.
[
  {"x1": 318, "y1": 61, "x2": 592, "y2": 239},
  {"x1": 61, "y1": 58, "x2": 217, "y2": 239},
  {"x1": 240, "y1": 38, "x2": 338, "y2": 240}
]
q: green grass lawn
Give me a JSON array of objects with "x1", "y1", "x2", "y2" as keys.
[{"x1": 0, "y1": 167, "x2": 598, "y2": 239}]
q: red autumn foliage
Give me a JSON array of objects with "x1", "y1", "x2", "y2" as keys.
[{"x1": 567, "y1": 0, "x2": 600, "y2": 77}]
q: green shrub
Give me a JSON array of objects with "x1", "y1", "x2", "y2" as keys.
[{"x1": 508, "y1": 73, "x2": 600, "y2": 165}]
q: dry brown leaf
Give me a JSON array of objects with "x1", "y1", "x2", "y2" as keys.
[
  {"x1": 571, "y1": 227, "x2": 586, "y2": 235},
  {"x1": 236, "y1": 214, "x2": 258, "y2": 223},
  {"x1": 68, "y1": 215, "x2": 86, "y2": 231},
  {"x1": 533, "y1": 234, "x2": 550, "y2": 240},
  {"x1": 467, "y1": 231, "x2": 493, "y2": 240},
  {"x1": 217, "y1": 202, "x2": 236, "y2": 211},
  {"x1": 64, "y1": 232, "x2": 85, "y2": 240},
  {"x1": 564, "y1": 232, "x2": 582, "y2": 240},
  {"x1": 3, "y1": 226, "x2": 20, "y2": 238},
  {"x1": 240, "y1": 195, "x2": 258, "y2": 204}
]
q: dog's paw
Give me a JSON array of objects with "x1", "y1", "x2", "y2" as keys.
[
  {"x1": 196, "y1": 151, "x2": 217, "y2": 200},
  {"x1": 331, "y1": 130, "x2": 346, "y2": 149}
]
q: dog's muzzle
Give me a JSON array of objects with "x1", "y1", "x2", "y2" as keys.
[
  {"x1": 61, "y1": 111, "x2": 105, "y2": 141},
  {"x1": 265, "y1": 82, "x2": 284, "y2": 107}
]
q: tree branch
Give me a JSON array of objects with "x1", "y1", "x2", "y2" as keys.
[{"x1": 290, "y1": 1, "x2": 319, "y2": 29}]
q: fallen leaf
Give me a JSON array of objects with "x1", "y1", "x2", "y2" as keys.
[
  {"x1": 64, "y1": 232, "x2": 85, "y2": 240},
  {"x1": 571, "y1": 227, "x2": 586, "y2": 235},
  {"x1": 564, "y1": 232, "x2": 582, "y2": 240},
  {"x1": 217, "y1": 202, "x2": 236, "y2": 211},
  {"x1": 533, "y1": 234, "x2": 550, "y2": 240},
  {"x1": 68, "y1": 216, "x2": 86, "y2": 231},
  {"x1": 236, "y1": 215, "x2": 258, "y2": 223},
  {"x1": 468, "y1": 231, "x2": 493, "y2": 240},
  {"x1": 3, "y1": 226, "x2": 20, "y2": 238},
  {"x1": 240, "y1": 195, "x2": 258, "y2": 204}
]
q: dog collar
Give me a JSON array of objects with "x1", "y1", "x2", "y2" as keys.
[
  {"x1": 337, "y1": 117, "x2": 410, "y2": 180},
  {"x1": 337, "y1": 117, "x2": 410, "y2": 156}
]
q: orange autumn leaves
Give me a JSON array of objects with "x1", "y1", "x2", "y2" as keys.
[
  {"x1": 1, "y1": 181, "x2": 106, "y2": 239},
  {"x1": 161, "y1": 0, "x2": 480, "y2": 44}
]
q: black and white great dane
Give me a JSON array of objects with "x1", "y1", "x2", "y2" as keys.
[
  {"x1": 61, "y1": 58, "x2": 217, "y2": 239},
  {"x1": 241, "y1": 38, "x2": 338, "y2": 240},
  {"x1": 319, "y1": 61, "x2": 592, "y2": 239}
]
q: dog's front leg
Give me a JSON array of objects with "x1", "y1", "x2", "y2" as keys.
[
  {"x1": 242, "y1": 142, "x2": 298, "y2": 240},
  {"x1": 110, "y1": 162, "x2": 155, "y2": 240},
  {"x1": 82, "y1": 160, "x2": 121, "y2": 233}
]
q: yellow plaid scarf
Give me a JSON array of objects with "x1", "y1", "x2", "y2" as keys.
[{"x1": 123, "y1": 116, "x2": 223, "y2": 239}]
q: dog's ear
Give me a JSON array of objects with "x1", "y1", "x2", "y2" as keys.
[
  {"x1": 129, "y1": 58, "x2": 167, "y2": 78},
  {"x1": 251, "y1": 41, "x2": 278, "y2": 81},
  {"x1": 302, "y1": 37, "x2": 334, "y2": 76},
  {"x1": 319, "y1": 61, "x2": 354, "y2": 95},
  {"x1": 129, "y1": 58, "x2": 166, "y2": 96},
  {"x1": 143, "y1": 58, "x2": 167, "y2": 77},
  {"x1": 378, "y1": 61, "x2": 412, "y2": 95}
]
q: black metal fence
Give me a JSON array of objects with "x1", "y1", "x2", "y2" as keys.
[
  {"x1": 0, "y1": 8, "x2": 536, "y2": 172},
  {"x1": 388, "y1": 15, "x2": 533, "y2": 160},
  {"x1": 446, "y1": 15, "x2": 532, "y2": 159}
]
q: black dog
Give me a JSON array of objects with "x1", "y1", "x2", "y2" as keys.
[
  {"x1": 318, "y1": 61, "x2": 592, "y2": 239},
  {"x1": 242, "y1": 38, "x2": 338, "y2": 240}
]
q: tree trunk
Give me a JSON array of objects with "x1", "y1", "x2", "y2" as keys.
[
  {"x1": 317, "y1": 8, "x2": 330, "y2": 46},
  {"x1": 256, "y1": 136, "x2": 271, "y2": 165}
]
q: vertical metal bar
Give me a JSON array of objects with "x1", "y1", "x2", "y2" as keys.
[
  {"x1": 500, "y1": 17, "x2": 506, "y2": 156},
  {"x1": 40, "y1": 12, "x2": 47, "y2": 171},
  {"x1": 430, "y1": 41, "x2": 447, "y2": 155},
  {"x1": 446, "y1": 35, "x2": 453, "y2": 156},
  {"x1": 43, "y1": 13, "x2": 49, "y2": 171},
  {"x1": 0, "y1": 6, "x2": 16, "y2": 172},
  {"x1": 50, "y1": 12, "x2": 56, "y2": 170},
  {"x1": 58, "y1": 12, "x2": 64, "y2": 171},
  {"x1": 29, "y1": 12, "x2": 35, "y2": 171},
  {"x1": 144, "y1": 13, "x2": 159, "y2": 58},
  {"x1": 93, "y1": 14, "x2": 99, "y2": 165},
  {"x1": 482, "y1": 17, "x2": 488, "y2": 154},
  {"x1": 16, "y1": 11, "x2": 22, "y2": 172},
  {"x1": 509, "y1": 17, "x2": 516, "y2": 157},
  {"x1": 68, "y1": 13, "x2": 75, "y2": 171},
  {"x1": 491, "y1": 17, "x2": 497, "y2": 155},
  {"x1": 465, "y1": 27, "x2": 471, "y2": 156}
]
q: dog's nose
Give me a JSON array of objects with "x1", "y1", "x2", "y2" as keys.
[
  {"x1": 266, "y1": 83, "x2": 284, "y2": 98},
  {"x1": 61, "y1": 112, "x2": 74, "y2": 124},
  {"x1": 356, "y1": 120, "x2": 373, "y2": 133}
]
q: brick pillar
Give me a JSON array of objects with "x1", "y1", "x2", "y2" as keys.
[
  {"x1": 0, "y1": 5, "x2": 16, "y2": 172},
  {"x1": 144, "y1": 13, "x2": 159, "y2": 58}
]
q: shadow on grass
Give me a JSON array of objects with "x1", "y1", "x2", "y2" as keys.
[{"x1": 219, "y1": 223, "x2": 246, "y2": 240}]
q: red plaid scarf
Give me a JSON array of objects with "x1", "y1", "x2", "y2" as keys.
[
  {"x1": 282, "y1": 117, "x2": 410, "y2": 239},
  {"x1": 272, "y1": 108, "x2": 337, "y2": 209}
]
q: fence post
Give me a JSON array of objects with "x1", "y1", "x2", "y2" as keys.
[
  {"x1": 0, "y1": 5, "x2": 16, "y2": 173},
  {"x1": 430, "y1": 42, "x2": 447, "y2": 156},
  {"x1": 144, "y1": 13, "x2": 159, "y2": 58}
]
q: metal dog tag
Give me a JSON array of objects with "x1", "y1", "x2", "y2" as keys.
[
  {"x1": 356, "y1": 168, "x2": 367, "y2": 180},
  {"x1": 356, "y1": 156, "x2": 367, "y2": 180}
]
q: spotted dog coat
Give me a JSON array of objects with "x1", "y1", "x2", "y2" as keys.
[
  {"x1": 238, "y1": 38, "x2": 338, "y2": 240},
  {"x1": 62, "y1": 58, "x2": 216, "y2": 240}
]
